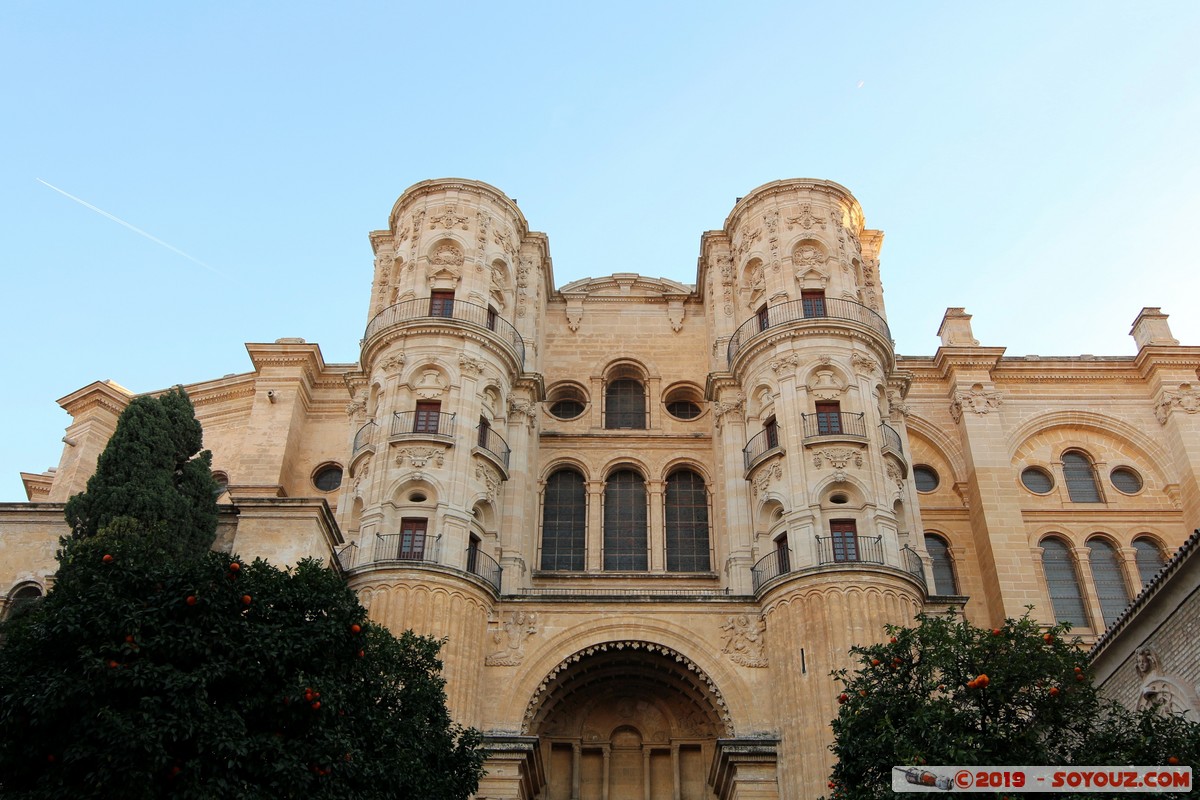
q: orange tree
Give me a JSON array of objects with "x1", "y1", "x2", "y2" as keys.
[
  {"x1": 824, "y1": 611, "x2": 1199, "y2": 800},
  {"x1": 0, "y1": 389, "x2": 485, "y2": 799}
]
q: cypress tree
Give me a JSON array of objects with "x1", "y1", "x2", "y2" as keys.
[{"x1": 64, "y1": 386, "x2": 218, "y2": 556}]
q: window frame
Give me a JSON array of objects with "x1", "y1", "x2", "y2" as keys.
[
  {"x1": 603, "y1": 469, "x2": 649, "y2": 571},
  {"x1": 1061, "y1": 450, "x2": 1103, "y2": 503},
  {"x1": 829, "y1": 519, "x2": 859, "y2": 562},
  {"x1": 923, "y1": 533, "x2": 958, "y2": 595},
  {"x1": 664, "y1": 470, "x2": 711, "y2": 572},
  {"x1": 604, "y1": 378, "x2": 647, "y2": 430},
  {"x1": 413, "y1": 401, "x2": 442, "y2": 434},
  {"x1": 429, "y1": 290, "x2": 455, "y2": 318},
  {"x1": 815, "y1": 401, "x2": 842, "y2": 435},
  {"x1": 540, "y1": 469, "x2": 587, "y2": 571},
  {"x1": 398, "y1": 517, "x2": 428, "y2": 560},
  {"x1": 1040, "y1": 536, "x2": 1090, "y2": 628}
]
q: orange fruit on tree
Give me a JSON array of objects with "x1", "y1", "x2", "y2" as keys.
[
  {"x1": 837, "y1": 693, "x2": 849, "y2": 704},
  {"x1": 350, "y1": 623, "x2": 361, "y2": 634},
  {"x1": 1167, "y1": 756, "x2": 1180, "y2": 765},
  {"x1": 1049, "y1": 686, "x2": 1060, "y2": 697},
  {"x1": 102, "y1": 554, "x2": 114, "y2": 564},
  {"x1": 186, "y1": 595, "x2": 197, "y2": 606},
  {"x1": 242, "y1": 594, "x2": 252, "y2": 605},
  {"x1": 229, "y1": 562, "x2": 240, "y2": 572}
]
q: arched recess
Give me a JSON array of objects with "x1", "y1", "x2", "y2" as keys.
[
  {"x1": 904, "y1": 417, "x2": 968, "y2": 484},
  {"x1": 1007, "y1": 410, "x2": 1175, "y2": 483}
]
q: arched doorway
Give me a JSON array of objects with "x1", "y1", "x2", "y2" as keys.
[{"x1": 524, "y1": 641, "x2": 728, "y2": 800}]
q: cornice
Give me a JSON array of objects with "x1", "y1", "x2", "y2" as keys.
[
  {"x1": 555, "y1": 273, "x2": 697, "y2": 302},
  {"x1": 931, "y1": 346, "x2": 1006, "y2": 378},
  {"x1": 730, "y1": 323, "x2": 896, "y2": 380},
  {"x1": 1131, "y1": 345, "x2": 1200, "y2": 379},
  {"x1": 387, "y1": 178, "x2": 529, "y2": 236},
  {"x1": 724, "y1": 179, "x2": 864, "y2": 233},
  {"x1": 360, "y1": 321, "x2": 523, "y2": 380},
  {"x1": 57, "y1": 380, "x2": 134, "y2": 417}
]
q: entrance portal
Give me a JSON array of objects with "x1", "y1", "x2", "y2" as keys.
[{"x1": 527, "y1": 642, "x2": 725, "y2": 800}]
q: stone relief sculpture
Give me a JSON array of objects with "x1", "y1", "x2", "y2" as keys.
[
  {"x1": 485, "y1": 611, "x2": 538, "y2": 666},
  {"x1": 721, "y1": 614, "x2": 768, "y2": 668}
]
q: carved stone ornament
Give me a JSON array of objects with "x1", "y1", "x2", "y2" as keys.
[
  {"x1": 1155, "y1": 384, "x2": 1200, "y2": 424},
  {"x1": 751, "y1": 461, "x2": 783, "y2": 497},
  {"x1": 787, "y1": 203, "x2": 826, "y2": 230},
  {"x1": 1135, "y1": 646, "x2": 1160, "y2": 678},
  {"x1": 508, "y1": 397, "x2": 538, "y2": 426},
  {"x1": 476, "y1": 462, "x2": 502, "y2": 501},
  {"x1": 720, "y1": 614, "x2": 768, "y2": 668},
  {"x1": 812, "y1": 447, "x2": 864, "y2": 470},
  {"x1": 565, "y1": 298, "x2": 584, "y2": 332},
  {"x1": 667, "y1": 298, "x2": 685, "y2": 333},
  {"x1": 429, "y1": 205, "x2": 469, "y2": 231},
  {"x1": 379, "y1": 352, "x2": 405, "y2": 374},
  {"x1": 949, "y1": 388, "x2": 1003, "y2": 422},
  {"x1": 886, "y1": 461, "x2": 905, "y2": 493},
  {"x1": 395, "y1": 447, "x2": 445, "y2": 469},
  {"x1": 887, "y1": 389, "x2": 910, "y2": 421},
  {"x1": 485, "y1": 611, "x2": 538, "y2": 667},
  {"x1": 794, "y1": 244, "x2": 825, "y2": 270},
  {"x1": 713, "y1": 393, "x2": 746, "y2": 430},
  {"x1": 413, "y1": 369, "x2": 447, "y2": 399},
  {"x1": 716, "y1": 254, "x2": 734, "y2": 285},
  {"x1": 430, "y1": 241, "x2": 464, "y2": 267},
  {"x1": 350, "y1": 455, "x2": 371, "y2": 492},
  {"x1": 346, "y1": 389, "x2": 368, "y2": 418},
  {"x1": 492, "y1": 226, "x2": 517, "y2": 257},
  {"x1": 769, "y1": 353, "x2": 801, "y2": 374},
  {"x1": 458, "y1": 352, "x2": 487, "y2": 375},
  {"x1": 851, "y1": 352, "x2": 878, "y2": 375}
]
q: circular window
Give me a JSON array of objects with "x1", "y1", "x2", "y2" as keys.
[
  {"x1": 913, "y1": 466, "x2": 939, "y2": 493},
  {"x1": 312, "y1": 464, "x2": 344, "y2": 492},
  {"x1": 1110, "y1": 467, "x2": 1143, "y2": 495},
  {"x1": 830, "y1": 493, "x2": 849, "y2": 505},
  {"x1": 1020, "y1": 467, "x2": 1054, "y2": 494},
  {"x1": 408, "y1": 492, "x2": 427, "y2": 503},
  {"x1": 666, "y1": 400, "x2": 702, "y2": 420},
  {"x1": 548, "y1": 399, "x2": 585, "y2": 419}
]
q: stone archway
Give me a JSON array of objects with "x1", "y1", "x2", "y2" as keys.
[{"x1": 526, "y1": 641, "x2": 728, "y2": 800}]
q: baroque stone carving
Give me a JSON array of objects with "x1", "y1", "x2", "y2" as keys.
[
  {"x1": 713, "y1": 394, "x2": 746, "y2": 429},
  {"x1": 350, "y1": 455, "x2": 371, "y2": 492},
  {"x1": 395, "y1": 447, "x2": 445, "y2": 469},
  {"x1": 458, "y1": 353, "x2": 487, "y2": 375},
  {"x1": 851, "y1": 352, "x2": 878, "y2": 375},
  {"x1": 721, "y1": 614, "x2": 768, "y2": 668},
  {"x1": 886, "y1": 461, "x2": 905, "y2": 493},
  {"x1": 1155, "y1": 384, "x2": 1200, "y2": 424},
  {"x1": 346, "y1": 389, "x2": 367, "y2": 418},
  {"x1": 485, "y1": 611, "x2": 538, "y2": 666},
  {"x1": 430, "y1": 241, "x2": 464, "y2": 268},
  {"x1": 476, "y1": 462, "x2": 502, "y2": 501},
  {"x1": 812, "y1": 447, "x2": 863, "y2": 470},
  {"x1": 768, "y1": 353, "x2": 801, "y2": 374},
  {"x1": 751, "y1": 462, "x2": 783, "y2": 496},
  {"x1": 887, "y1": 389, "x2": 910, "y2": 421},
  {"x1": 787, "y1": 203, "x2": 826, "y2": 230},
  {"x1": 949, "y1": 388, "x2": 1003, "y2": 422},
  {"x1": 508, "y1": 397, "x2": 538, "y2": 425},
  {"x1": 379, "y1": 352, "x2": 405, "y2": 373},
  {"x1": 429, "y1": 205, "x2": 469, "y2": 230}
]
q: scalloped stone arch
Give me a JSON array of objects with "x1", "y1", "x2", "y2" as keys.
[{"x1": 518, "y1": 639, "x2": 736, "y2": 736}]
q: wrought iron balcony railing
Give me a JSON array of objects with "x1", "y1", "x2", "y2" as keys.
[
  {"x1": 751, "y1": 548, "x2": 792, "y2": 592},
  {"x1": 901, "y1": 545, "x2": 926, "y2": 588},
  {"x1": 475, "y1": 423, "x2": 511, "y2": 470},
  {"x1": 816, "y1": 534, "x2": 884, "y2": 566},
  {"x1": 466, "y1": 546, "x2": 502, "y2": 592},
  {"x1": 743, "y1": 426, "x2": 782, "y2": 471},
  {"x1": 801, "y1": 411, "x2": 867, "y2": 441},
  {"x1": 391, "y1": 410, "x2": 456, "y2": 440},
  {"x1": 879, "y1": 421, "x2": 903, "y2": 456},
  {"x1": 727, "y1": 297, "x2": 891, "y2": 365},
  {"x1": 364, "y1": 298, "x2": 525, "y2": 368},
  {"x1": 353, "y1": 421, "x2": 377, "y2": 454}
]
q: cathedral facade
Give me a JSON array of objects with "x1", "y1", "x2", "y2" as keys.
[{"x1": 5, "y1": 178, "x2": 1200, "y2": 799}]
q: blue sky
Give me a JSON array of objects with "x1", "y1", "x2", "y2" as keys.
[{"x1": 3, "y1": 2, "x2": 1200, "y2": 501}]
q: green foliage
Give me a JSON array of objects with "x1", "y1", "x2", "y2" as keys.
[
  {"x1": 64, "y1": 387, "x2": 218, "y2": 557},
  {"x1": 0, "y1": 534, "x2": 485, "y2": 799},
  {"x1": 824, "y1": 611, "x2": 1199, "y2": 800}
]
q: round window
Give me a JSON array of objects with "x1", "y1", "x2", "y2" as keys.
[
  {"x1": 1020, "y1": 467, "x2": 1054, "y2": 494},
  {"x1": 313, "y1": 464, "x2": 344, "y2": 492},
  {"x1": 913, "y1": 466, "x2": 939, "y2": 493},
  {"x1": 211, "y1": 471, "x2": 229, "y2": 497},
  {"x1": 666, "y1": 400, "x2": 702, "y2": 420},
  {"x1": 1110, "y1": 467, "x2": 1143, "y2": 495},
  {"x1": 830, "y1": 493, "x2": 849, "y2": 505},
  {"x1": 548, "y1": 399, "x2": 585, "y2": 419}
]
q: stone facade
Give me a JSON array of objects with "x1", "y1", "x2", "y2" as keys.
[{"x1": 4, "y1": 178, "x2": 1200, "y2": 800}]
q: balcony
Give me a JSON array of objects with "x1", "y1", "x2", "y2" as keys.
[
  {"x1": 750, "y1": 540, "x2": 927, "y2": 593},
  {"x1": 340, "y1": 536, "x2": 501, "y2": 593},
  {"x1": 743, "y1": 426, "x2": 782, "y2": 472},
  {"x1": 727, "y1": 297, "x2": 891, "y2": 367},
  {"x1": 879, "y1": 421, "x2": 902, "y2": 457},
  {"x1": 475, "y1": 423, "x2": 511, "y2": 471},
  {"x1": 390, "y1": 410, "x2": 456, "y2": 443},
  {"x1": 364, "y1": 298, "x2": 525, "y2": 369},
  {"x1": 801, "y1": 411, "x2": 867, "y2": 442},
  {"x1": 353, "y1": 420, "x2": 377, "y2": 455}
]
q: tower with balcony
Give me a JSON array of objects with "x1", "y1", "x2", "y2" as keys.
[
  {"x1": 701, "y1": 179, "x2": 928, "y2": 792},
  {"x1": 335, "y1": 179, "x2": 548, "y2": 726}
]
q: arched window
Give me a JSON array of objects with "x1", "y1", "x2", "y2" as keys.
[
  {"x1": 541, "y1": 470, "x2": 586, "y2": 571},
  {"x1": 604, "y1": 469, "x2": 647, "y2": 570},
  {"x1": 665, "y1": 470, "x2": 710, "y2": 572},
  {"x1": 1062, "y1": 450, "x2": 1102, "y2": 503},
  {"x1": 1040, "y1": 537, "x2": 1089, "y2": 627},
  {"x1": 3, "y1": 584, "x2": 43, "y2": 620},
  {"x1": 1132, "y1": 537, "x2": 1166, "y2": 587},
  {"x1": 1087, "y1": 537, "x2": 1131, "y2": 627},
  {"x1": 605, "y1": 379, "x2": 646, "y2": 429},
  {"x1": 924, "y1": 534, "x2": 958, "y2": 595}
]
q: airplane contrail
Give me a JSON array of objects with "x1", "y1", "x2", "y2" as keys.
[{"x1": 36, "y1": 178, "x2": 221, "y2": 275}]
